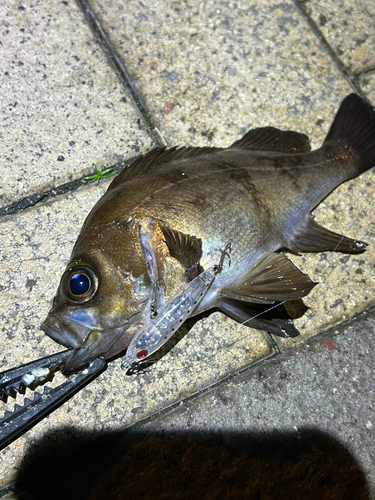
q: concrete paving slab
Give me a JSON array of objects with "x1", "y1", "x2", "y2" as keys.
[
  {"x1": 90, "y1": 0, "x2": 353, "y2": 148},
  {"x1": 136, "y1": 308, "x2": 375, "y2": 498},
  {"x1": 303, "y1": 0, "x2": 375, "y2": 74},
  {"x1": 0, "y1": 0, "x2": 153, "y2": 208},
  {"x1": 359, "y1": 70, "x2": 375, "y2": 102},
  {"x1": 1, "y1": 0, "x2": 375, "y2": 495},
  {"x1": 0, "y1": 165, "x2": 374, "y2": 490},
  {"x1": 5, "y1": 309, "x2": 375, "y2": 499}
]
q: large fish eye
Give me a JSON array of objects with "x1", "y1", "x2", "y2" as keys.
[
  {"x1": 70, "y1": 273, "x2": 90, "y2": 295},
  {"x1": 63, "y1": 263, "x2": 98, "y2": 303}
]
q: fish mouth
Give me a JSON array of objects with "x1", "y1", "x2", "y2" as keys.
[
  {"x1": 60, "y1": 312, "x2": 143, "y2": 376},
  {"x1": 41, "y1": 314, "x2": 90, "y2": 350},
  {"x1": 62, "y1": 324, "x2": 140, "y2": 375},
  {"x1": 41, "y1": 297, "x2": 144, "y2": 375}
]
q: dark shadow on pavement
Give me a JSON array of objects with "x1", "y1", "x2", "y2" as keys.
[{"x1": 14, "y1": 426, "x2": 370, "y2": 500}]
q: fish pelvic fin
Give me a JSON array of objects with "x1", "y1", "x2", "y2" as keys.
[
  {"x1": 287, "y1": 215, "x2": 367, "y2": 254},
  {"x1": 324, "y1": 93, "x2": 375, "y2": 175},
  {"x1": 229, "y1": 127, "x2": 311, "y2": 153},
  {"x1": 220, "y1": 252, "x2": 316, "y2": 304}
]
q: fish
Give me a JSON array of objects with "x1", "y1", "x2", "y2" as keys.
[{"x1": 41, "y1": 93, "x2": 375, "y2": 375}]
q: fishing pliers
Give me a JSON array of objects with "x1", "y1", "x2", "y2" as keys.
[{"x1": 0, "y1": 350, "x2": 106, "y2": 450}]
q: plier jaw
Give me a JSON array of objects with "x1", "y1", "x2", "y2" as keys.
[{"x1": 0, "y1": 350, "x2": 106, "y2": 450}]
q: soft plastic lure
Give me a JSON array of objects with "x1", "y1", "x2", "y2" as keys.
[{"x1": 123, "y1": 243, "x2": 231, "y2": 371}]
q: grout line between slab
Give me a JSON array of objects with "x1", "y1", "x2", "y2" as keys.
[
  {"x1": 353, "y1": 66, "x2": 375, "y2": 77},
  {"x1": 119, "y1": 349, "x2": 280, "y2": 435},
  {"x1": 117, "y1": 305, "x2": 375, "y2": 436},
  {"x1": 292, "y1": 0, "x2": 370, "y2": 103},
  {"x1": 75, "y1": 0, "x2": 166, "y2": 149},
  {"x1": 0, "y1": 484, "x2": 14, "y2": 499},
  {"x1": 0, "y1": 157, "x2": 139, "y2": 218}
]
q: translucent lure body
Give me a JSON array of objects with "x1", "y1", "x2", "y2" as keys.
[{"x1": 123, "y1": 244, "x2": 230, "y2": 371}]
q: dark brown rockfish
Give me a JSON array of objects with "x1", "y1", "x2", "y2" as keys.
[{"x1": 41, "y1": 94, "x2": 375, "y2": 374}]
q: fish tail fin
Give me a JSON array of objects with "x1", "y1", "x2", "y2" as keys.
[{"x1": 324, "y1": 94, "x2": 375, "y2": 175}]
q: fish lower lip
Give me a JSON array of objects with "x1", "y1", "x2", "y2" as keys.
[
  {"x1": 41, "y1": 317, "x2": 83, "y2": 349},
  {"x1": 62, "y1": 317, "x2": 143, "y2": 374},
  {"x1": 62, "y1": 347, "x2": 90, "y2": 375}
]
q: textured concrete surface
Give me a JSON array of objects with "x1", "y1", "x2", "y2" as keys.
[
  {"x1": 3, "y1": 310, "x2": 374, "y2": 499},
  {"x1": 0, "y1": 0, "x2": 153, "y2": 207},
  {"x1": 133, "y1": 309, "x2": 375, "y2": 498},
  {"x1": 0, "y1": 185, "x2": 273, "y2": 488},
  {"x1": 90, "y1": 0, "x2": 353, "y2": 147},
  {"x1": 303, "y1": 0, "x2": 375, "y2": 73},
  {"x1": 1, "y1": 0, "x2": 375, "y2": 497},
  {"x1": 360, "y1": 71, "x2": 375, "y2": 102}
]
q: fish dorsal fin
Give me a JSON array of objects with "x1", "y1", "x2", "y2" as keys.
[
  {"x1": 160, "y1": 224, "x2": 203, "y2": 275},
  {"x1": 229, "y1": 127, "x2": 311, "y2": 153},
  {"x1": 107, "y1": 146, "x2": 224, "y2": 191},
  {"x1": 287, "y1": 215, "x2": 368, "y2": 254},
  {"x1": 221, "y1": 252, "x2": 316, "y2": 303},
  {"x1": 107, "y1": 148, "x2": 166, "y2": 190}
]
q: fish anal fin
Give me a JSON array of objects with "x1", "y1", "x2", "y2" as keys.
[
  {"x1": 288, "y1": 215, "x2": 367, "y2": 254},
  {"x1": 229, "y1": 127, "x2": 311, "y2": 153},
  {"x1": 217, "y1": 299, "x2": 300, "y2": 338},
  {"x1": 221, "y1": 252, "x2": 316, "y2": 304},
  {"x1": 159, "y1": 224, "x2": 203, "y2": 275}
]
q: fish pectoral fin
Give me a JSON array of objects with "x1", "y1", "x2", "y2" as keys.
[
  {"x1": 221, "y1": 252, "x2": 316, "y2": 303},
  {"x1": 288, "y1": 215, "x2": 367, "y2": 254},
  {"x1": 229, "y1": 127, "x2": 311, "y2": 153},
  {"x1": 160, "y1": 224, "x2": 203, "y2": 276},
  {"x1": 216, "y1": 299, "x2": 300, "y2": 338}
]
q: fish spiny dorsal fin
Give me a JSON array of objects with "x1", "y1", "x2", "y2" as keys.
[
  {"x1": 220, "y1": 252, "x2": 316, "y2": 303},
  {"x1": 107, "y1": 146, "x2": 224, "y2": 191},
  {"x1": 229, "y1": 127, "x2": 311, "y2": 153},
  {"x1": 107, "y1": 148, "x2": 166, "y2": 191},
  {"x1": 160, "y1": 224, "x2": 202, "y2": 277}
]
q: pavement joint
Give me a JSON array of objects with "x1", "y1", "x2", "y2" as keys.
[
  {"x1": 293, "y1": 0, "x2": 370, "y2": 100},
  {"x1": 75, "y1": 0, "x2": 166, "y2": 148},
  {"x1": 0, "y1": 158, "x2": 134, "y2": 217}
]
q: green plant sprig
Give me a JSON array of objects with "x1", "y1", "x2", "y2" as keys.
[{"x1": 83, "y1": 164, "x2": 117, "y2": 182}]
